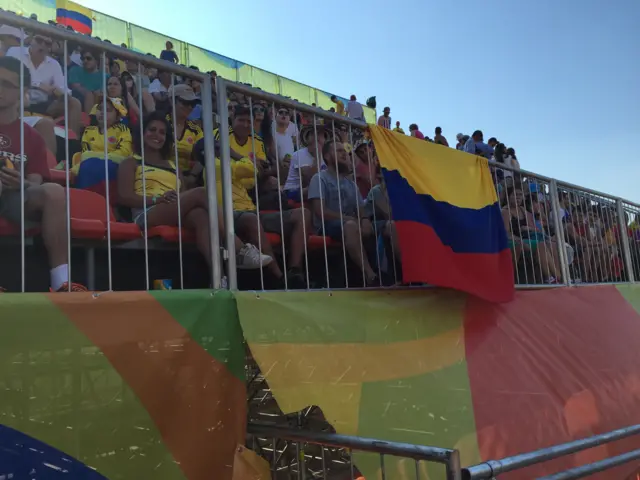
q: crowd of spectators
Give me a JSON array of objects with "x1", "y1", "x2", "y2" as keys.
[{"x1": 0, "y1": 13, "x2": 635, "y2": 293}]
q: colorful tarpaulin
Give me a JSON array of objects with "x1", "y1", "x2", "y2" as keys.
[
  {"x1": 0, "y1": 290, "x2": 245, "y2": 480},
  {"x1": 55, "y1": 0, "x2": 92, "y2": 34},
  {"x1": 369, "y1": 126, "x2": 514, "y2": 302},
  {"x1": 237, "y1": 286, "x2": 640, "y2": 479}
]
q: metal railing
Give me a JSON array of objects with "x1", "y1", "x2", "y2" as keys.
[
  {"x1": 248, "y1": 423, "x2": 462, "y2": 480},
  {"x1": 463, "y1": 423, "x2": 640, "y2": 480}
]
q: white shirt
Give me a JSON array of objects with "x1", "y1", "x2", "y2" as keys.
[
  {"x1": 7, "y1": 46, "x2": 68, "y2": 93},
  {"x1": 284, "y1": 147, "x2": 324, "y2": 191},
  {"x1": 273, "y1": 122, "x2": 298, "y2": 162},
  {"x1": 147, "y1": 79, "x2": 168, "y2": 94},
  {"x1": 346, "y1": 100, "x2": 364, "y2": 119}
]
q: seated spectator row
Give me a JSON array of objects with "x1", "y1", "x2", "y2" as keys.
[{"x1": 0, "y1": 17, "x2": 637, "y2": 294}]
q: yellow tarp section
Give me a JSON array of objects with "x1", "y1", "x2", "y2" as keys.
[{"x1": 92, "y1": 11, "x2": 127, "y2": 47}]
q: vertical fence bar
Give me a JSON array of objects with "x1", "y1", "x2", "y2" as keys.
[
  {"x1": 137, "y1": 63, "x2": 150, "y2": 291},
  {"x1": 63, "y1": 40, "x2": 72, "y2": 291},
  {"x1": 313, "y1": 115, "x2": 331, "y2": 289},
  {"x1": 366, "y1": 141, "x2": 383, "y2": 285},
  {"x1": 18, "y1": 32, "x2": 25, "y2": 292},
  {"x1": 101, "y1": 52, "x2": 113, "y2": 291},
  {"x1": 380, "y1": 453, "x2": 386, "y2": 480},
  {"x1": 330, "y1": 120, "x2": 349, "y2": 288},
  {"x1": 201, "y1": 75, "x2": 222, "y2": 289},
  {"x1": 270, "y1": 102, "x2": 288, "y2": 290},
  {"x1": 247, "y1": 96, "x2": 265, "y2": 291},
  {"x1": 446, "y1": 449, "x2": 462, "y2": 480},
  {"x1": 617, "y1": 198, "x2": 635, "y2": 283},
  {"x1": 215, "y1": 78, "x2": 235, "y2": 289},
  {"x1": 549, "y1": 180, "x2": 570, "y2": 285},
  {"x1": 292, "y1": 108, "x2": 310, "y2": 289},
  {"x1": 348, "y1": 126, "x2": 366, "y2": 286},
  {"x1": 169, "y1": 73, "x2": 184, "y2": 289}
]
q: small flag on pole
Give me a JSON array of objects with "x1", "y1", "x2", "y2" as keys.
[{"x1": 55, "y1": 0, "x2": 92, "y2": 34}]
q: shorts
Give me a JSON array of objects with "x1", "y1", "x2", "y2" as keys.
[
  {"x1": 319, "y1": 218, "x2": 388, "y2": 241},
  {"x1": 284, "y1": 189, "x2": 301, "y2": 202},
  {"x1": 132, "y1": 206, "x2": 157, "y2": 227},
  {"x1": 0, "y1": 189, "x2": 40, "y2": 230},
  {"x1": 234, "y1": 210, "x2": 295, "y2": 238},
  {"x1": 27, "y1": 97, "x2": 58, "y2": 116},
  {"x1": 22, "y1": 115, "x2": 42, "y2": 128}
]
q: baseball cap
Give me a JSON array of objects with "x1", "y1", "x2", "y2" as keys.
[
  {"x1": 0, "y1": 25, "x2": 25, "y2": 40},
  {"x1": 168, "y1": 84, "x2": 199, "y2": 102}
]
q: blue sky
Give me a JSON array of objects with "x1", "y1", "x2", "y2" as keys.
[{"x1": 73, "y1": 0, "x2": 639, "y2": 201}]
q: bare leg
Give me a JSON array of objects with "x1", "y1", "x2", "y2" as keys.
[
  {"x1": 343, "y1": 219, "x2": 375, "y2": 280},
  {"x1": 287, "y1": 207, "x2": 311, "y2": 269},
  {"x1": 236, "y1": 212, "x2": 283, "y2": 278},
  {"x1": 25, "y1": 183, "x2": 68, "y2": 268},
  {"x1": 33, "y1": 117, "x2": 57, "y2": 157}
]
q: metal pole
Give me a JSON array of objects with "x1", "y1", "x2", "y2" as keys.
[
  {"x1": 549, "y1": 180, "x2": 570, "y2": 285},
  {"x1": 19, "y1": 32, "x2": 24, "y2": 293},
  {"x1": 63, "y1": 40, "x2": 71, "y2": 291},
  {"x1": 446, "y1": 449, "x2": 462, "y2": 480},
  {"x1": 101, "y1": 52, "x2": 113, "y2": 291},
  {"x1": 201, "y1": 76, "x2": 222, "y2": 289},
  {"x1": 464, "y1": 423, "x2": 640, "y2": 479},
  {"x1": 537, "y1": 448, "x2": 640, "y2": 480},
  {"x1": 169, "y1": 73, "x2": 185, "y2": 289},
  {"x1": 617, "y1": 199, "x2": 635, "y2": 282},
  {"x1": 215, "y1": 78, "x2": 236, "y2": 289}
]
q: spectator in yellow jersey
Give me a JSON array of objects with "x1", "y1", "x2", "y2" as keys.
[
  {"x1": 166, "y1": 84, "x2": 203, "y2": 172},
  {"x1": 204, "y1": 105, "x2": 312, "y2": 288},
  {"x1": 81, "y1": 97, "x2": 132, "y2": 158},
  {"x1": 393, "y1": 121, "x2": 405, "y2": 134},
  {"x1": 330, "y1": 95, "x2": 345, "y2": 115},
  {"x1": 117, "y1": 112, "x2": 272, "y2": 275}
]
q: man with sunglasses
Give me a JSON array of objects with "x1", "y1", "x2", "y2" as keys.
[
  {"x1": 273, "y1": 107, "x2": 298, "y2": 183},
  {"x1": 68, "y1": 48, "x2": 105, "y2": 113},
  {"x1": 7, "y1": 34, "x2": 82, "y2": 136},
  {"x1": 0, "y1": 57, "x2": 86, "y2": 292}
]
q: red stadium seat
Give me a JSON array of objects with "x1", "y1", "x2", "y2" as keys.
[
  {"x1": 0, "y1": 216, "x2": 40, "y2": 237},
  {"x1": 46, "y1": 150, "x2": 73, "y2": 186},
  {"x1": 67, "y1": 188, "x2": 107, "y2": 239}
]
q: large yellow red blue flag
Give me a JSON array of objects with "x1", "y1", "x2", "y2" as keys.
[
  {"x1": 369, "y1": 126, "x2": 514, "y2": 302},
  {"x1": 55, "y1": 0, "x2": 92, "y2": 34}
]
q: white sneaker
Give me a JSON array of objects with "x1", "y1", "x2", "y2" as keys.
[{"x1": 236, "y1": 243, "x2": 272, "y2": 270}]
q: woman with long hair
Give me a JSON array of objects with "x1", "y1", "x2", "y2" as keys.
[{"x1": 117, "y1": 112, "x2": 272, "y2": 276}]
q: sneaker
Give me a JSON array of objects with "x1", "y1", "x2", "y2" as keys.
[
  {"x1": 0, "y1": 287, "x2": 5, "y2": 293},
  {"x1": 54, "y1": 282, "x2": 88, "y2": 292},
  {"x1": 286, "y1": 267, "x2": 307, "y2": 289},
  {"x1": 236, "y1": 243, "x2": 272, "y2": 270}
]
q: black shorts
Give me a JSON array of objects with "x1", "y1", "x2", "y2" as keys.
[{"x1": 234, "y1": 210, "x2": 295, "y2": 238}]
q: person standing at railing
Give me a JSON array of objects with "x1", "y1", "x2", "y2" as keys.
[
  {"x1": 377, "y1": 106, "x2": 391, "y2": 129},
  {"x1": 159, "y1": 41, "x2": 178, "y2": 64},
  {"x1": 309, "y1": 140, "x2": 378, "y2": 286},
  {"x1": 392, "y1": 121, "x2": 404, "y2": 134},
  {"x1": 117, "y1": 111, "x2": 272, "y2": 273},
  {"x1": 7, "y1": 33, "x2": 83, "y2": 137},
  {"x1": 433, "y1": 126, "x2": 449, "y2": 146},
  {"x1": 330, "y1": 95, "x2": 345, "y2": 116},
  {"x1": 463, "y1": 130, "x2": 493, "y2": 159},
  {"x1": 346, "y1": 95, "x2": 364, "y2": 121},
  {"x1": 0, "y1": 57, "x2": 87, "y2": 292}
]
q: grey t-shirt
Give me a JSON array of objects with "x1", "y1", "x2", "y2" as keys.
[{"x1": 308, "y1": 169, "x2": 364, "y2": 230}]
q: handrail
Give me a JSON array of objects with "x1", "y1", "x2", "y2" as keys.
[
  {"x1": 248, "y1": 423, "x2": 455, "y2": 464},
  {"x1": 462, "y1": 424, "x2": 640, "y2": 479},
  {"x1": 537, "y1": 449, "x2": 640, "y2": 480}
]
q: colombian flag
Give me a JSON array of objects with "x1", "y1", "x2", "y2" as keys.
[
  {"x1": 368, "y1": 126, "x2": 514, "y2": 302},
  {"x1": 56, "y1": 0, "x2": 93, "y2": 35}
]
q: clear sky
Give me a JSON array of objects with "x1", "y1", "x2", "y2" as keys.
[{"x1": 75, "y1": 0, "x2": 640, "y2": 201}]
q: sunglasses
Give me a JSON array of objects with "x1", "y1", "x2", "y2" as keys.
[
  {"x1": 253, "y1": 106, "x2": 265, "y2": 113},
  {"x1": 82, "y1": 55, "x2": 94, "y2": 62},
  {"x1": 177, "y1": 98, "x2": 196, "y2": 107},
  {"x1": 277, "y1": 109, "x2": 289, "y2": 116}
]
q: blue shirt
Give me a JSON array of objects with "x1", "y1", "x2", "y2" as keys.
[
  {"x1": 463, "y1": 137, "x2": 494, "y2": 158},
  {"x1": 160, "y1": 50, "x2": 178, "y2": 63}
]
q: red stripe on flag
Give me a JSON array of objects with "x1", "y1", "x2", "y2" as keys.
[{"x1": 396, "y1": 220, "x2": 514, "y2": 302}]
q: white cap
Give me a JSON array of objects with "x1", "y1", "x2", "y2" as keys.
[
  {"x1": 0, "y1": 25, "x2": 25, "y2": 40},
  {"x1": 456, "y1": 133, "x2": 464, "y2": 140}
]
